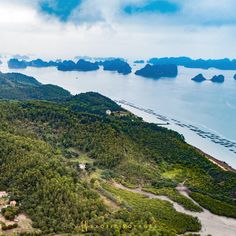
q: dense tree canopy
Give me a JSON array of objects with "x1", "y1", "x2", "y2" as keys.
[{"x1": 0, "y1": 82, "x2": 235, "y2": 235}]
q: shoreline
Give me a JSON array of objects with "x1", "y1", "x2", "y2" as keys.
[
  {"x1": 117, "y1": 100, "x2": 236, "y2": 172},
  {"x1": 193, "y1": 146, "x2": 236, "y2": 172}
]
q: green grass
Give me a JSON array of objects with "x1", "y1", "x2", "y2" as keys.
[
  {"x1": 190, "y1": 192, "x2": 236, "y2": 218},
  {"x1": 67, "y1": 151, "x2": 94, "y2": 164},
  {"x1": 162, "y1": 168, "x2": 184, "y2": 179},
  {"x1": 102, "y1": 183, "x2": 201, "y2": 234},
  {"x1": 142, "y1": 187, "x2": 203, "y2": 212}
]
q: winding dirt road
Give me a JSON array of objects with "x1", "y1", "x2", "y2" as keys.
[{"x1": 113, "y1": 182, "x2": 236, "y2": 236}]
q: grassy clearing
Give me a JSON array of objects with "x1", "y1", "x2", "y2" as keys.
[
  {"x1": 162, "y1": 168, "x2": 184, "y2": 179},
  {"x1": 190, "y1": 192, "x2": 236, "y2": 218},
  {"x1": 142, "y1": 187, "x2": 203, "y2": 212},
  {"x1": 102, "y1": 183, "x2": 201, "y2": 234}
]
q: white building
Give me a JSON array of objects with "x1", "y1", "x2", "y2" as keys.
[
  {"x1": 79, "y1": 163, "x2": 86, "y2": 170},
  {"x1": 106, "y1": 110, "x2": 112, "y2": 115}
]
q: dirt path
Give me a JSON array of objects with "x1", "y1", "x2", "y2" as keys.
[{"x1": 113, "y1": 182, "x2": 236, "y2": 236}]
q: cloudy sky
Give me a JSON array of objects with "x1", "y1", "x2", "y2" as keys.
[{"x1": 0, "y1": 0, "x2": 236, "y2": 59}]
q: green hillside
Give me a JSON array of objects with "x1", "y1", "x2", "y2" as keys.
[
  {"x1": 0, "y1": 72, "x2": 71, "y2": 100},
  {"x1": 0, "y1": 76, "x2": 235, "y2": 235}
]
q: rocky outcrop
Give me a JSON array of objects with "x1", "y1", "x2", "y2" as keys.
[
  {"x1": 57, "y1": 59, "x2": 99, "y2": 72},
  {"x1": 101, "y1": 59, "x2": 132, "y2": 75},
  {"x1": 8, "y1": 59, "x2": 27, "y2": 69},
  {"x1": 148, "y1": 57, "x2": 236, "y2": 70},
  {"x1": 134, "y1": 60, "x2": 145, "y2": 64},
  {"x1": 135, "y1": 64, "x2": 178, "y2": 79},
  {"x1": 191, "y1": 74, "x2": 207, "y2": 82},
  {"x1": 211, "y1": 75, "x2": 225, "y2": 83},
  {"x1": 8, "y1": 58, "x2": 60, "y2": 69},
  {"x1": 28, "y1": 59, "x2": 60, "y2": 67}
]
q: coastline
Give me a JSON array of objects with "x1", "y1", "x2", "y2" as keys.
[
  {"x1": 117, "y1": 100, "x2": 236, "y2": 172},
  {"x1": 193, "y1": 146, "x2": 236, "y2": 172}
]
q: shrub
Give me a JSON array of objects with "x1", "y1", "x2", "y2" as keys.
[{"x1": 1, "y1": 223, "x2": 18, "y2": 230}]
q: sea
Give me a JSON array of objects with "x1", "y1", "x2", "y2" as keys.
[{"x1": 1, "y1": 61, "x2": 236, "y2": 168}]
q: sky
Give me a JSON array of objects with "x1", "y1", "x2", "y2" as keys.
[{"x1": 0, "y1": 0, "x2": 236, "y2": 60}]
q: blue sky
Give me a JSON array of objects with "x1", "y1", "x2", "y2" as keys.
[
  {"x1": 0, "y1": 0, "x2": 236, "y2": 59},
  {"x1": 37, "y1": 0, "x2": 236, "y2": 26},
  {"x1": 122, "y1": 0, "x2": 180, "y2": 15},
  {"x1": 40, "y1": 0, "x2": 82, "y2": 21},
  {"x1": 39, "y1": 0, "x2": 181, "y2": 18}
]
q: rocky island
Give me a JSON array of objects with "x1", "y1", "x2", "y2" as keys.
[
  {"x1": 148, "y1": 57, "x2": 236, "y2": 70},
  {"x1": 27, "y1": 59, "x2": 60, "y2": 67},
  {"x1": 57, "y1": 59, "x2": 99, "y2": 72},
  {"x1": 8, "y1": 58, "x2": 60, "y2": 69},
  {"x1": 134, "y1": 60, "x2": 145, "y2": 64},
  {"x1": 8, "y1": 59, "x2": 27, "y2": 69},
  {"x1": 211, "y1": 75, "x2": 225, "y2": 83},
  {"x1": 135, "y1": 64, "x2": 178, "y2": 79},
  {"x1": 192, "y1": 74, "x2": 207, "y2": 82},
  {"x1": 100, "y1": 59, "x2": 132, "y2": 75}
]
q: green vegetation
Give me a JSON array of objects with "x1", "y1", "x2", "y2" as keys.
[
  {"x1": 0, "y1": 72, "x2": 70, "y2": 101},
  {"x1": 101, "y1": 183, "x2": 201, "y2": 234},
  {"x1": 65, "y1": 92, "x2": 125, "y2": 115},
  {"x1": 142, "y1": 187, "x2": 203, "y2": 212},
  {"x1": 0, "y1": 77, "x2": 235, "y2": 235},
  {"x1": 190, "y1": 192, "x2": 236, "y2": 218},
  {"x1": 0, "y1": 132, "x2": 106, "y2": 234},
  {"x1": 1, "y1": 222, "x2": 18, "y2": 231},
  {"x1": 1, "y1": 206, "x2": 20, "y2": 220}
]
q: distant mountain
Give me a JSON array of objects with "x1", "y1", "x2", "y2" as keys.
[
  {"x1": 8, "y1": 56, "x2": 236, "y2": 71},
  {"x1": 0, "y1": 72, "x2": 71, "y2": 100},
  {"x1": 211, "y1": 75, "x2": 225, "y2": 83},
  {"x1": 75, "y1": 56, "x2": 125, "y2": 62},
  {"x1": 57, "y1": 59, "x2": 99, "y2": 72},
  {"x1": 27, "y1": 59, "x2": 60, "y2": 67},
  {"x1": 134, "y1": 60, "x2": 145, "y2": 64},
  {"x1": 8, "y1": 58, "x2": 61, "y2": 69},
  {"x1": 192, "y1": 74, "x2": 207, "y2": 82},
  {"x1": 234, "y1": 74, "x2": 236, "y2": 80},
  {"x1": 100, "y1": 59, "x2": 132, "y2": 75},
  {"x1": 148, "y1": 57, "x2": 236, "y2": 70},
  {"x1": 8, "y1": 59, "x2": 27, "y2": 69},
  {"x1": 135, "y1": 64, "x2": 178, "y2": 79},
  {"x1": 12, "y1": 54, "x2": 30, "y2": 60}
]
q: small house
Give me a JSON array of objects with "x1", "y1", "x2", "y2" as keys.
[
  {"x1": 106, "y1": 110, "x2": 112, "y2": 116},
  {"x1": 79, "y1": 163, "x2": 86, "y2": 170}
]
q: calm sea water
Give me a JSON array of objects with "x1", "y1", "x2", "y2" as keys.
[{"x1": 1, "y1": 62, "x2": 236, "y2": 168}]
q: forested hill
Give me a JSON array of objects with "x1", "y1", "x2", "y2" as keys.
[
  {"x1": 0, "y1": 72, "x2": 71, "y2": 100},
  {"x1": 0, "y1": 74, "x2": 236, "y2": 235}
]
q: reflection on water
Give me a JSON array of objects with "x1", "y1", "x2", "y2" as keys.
[{"x1": 0, "y1": 62, "x2": 236, "y2": 168}]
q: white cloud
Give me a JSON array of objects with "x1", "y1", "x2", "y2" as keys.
[{"x1": 0, "y1": 0, "x2": 236, "y2": 60}]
